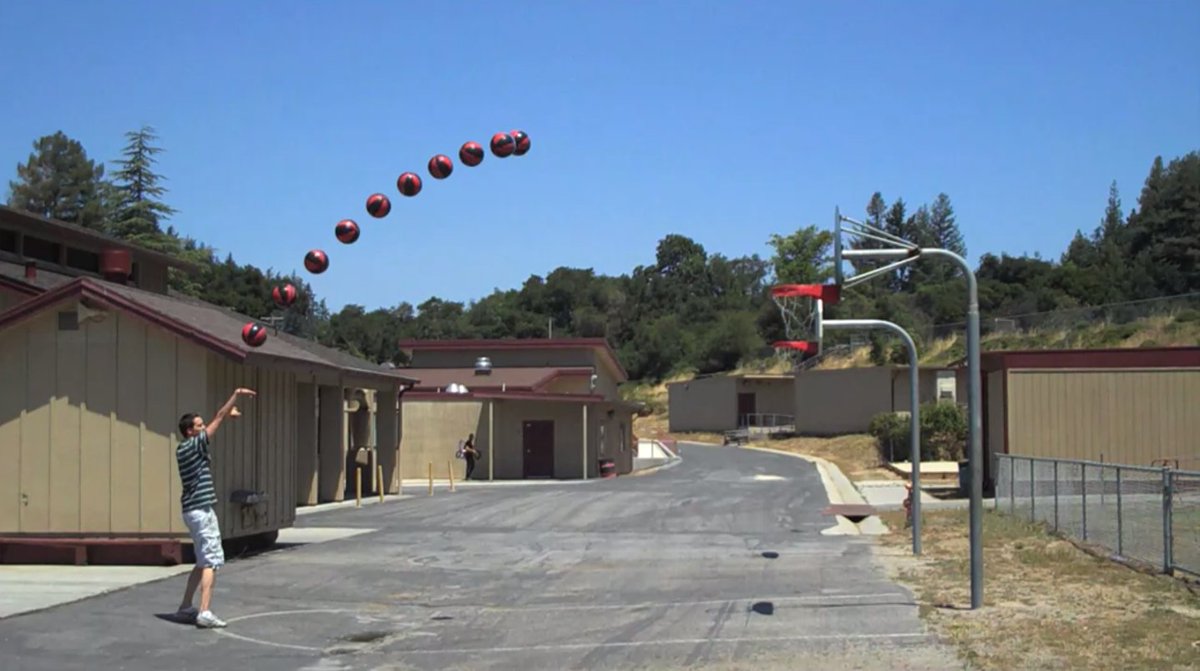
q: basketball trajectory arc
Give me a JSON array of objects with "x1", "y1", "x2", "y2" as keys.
[{"x1": 237, "y1": 129, "x2": 532, "y2": 348}]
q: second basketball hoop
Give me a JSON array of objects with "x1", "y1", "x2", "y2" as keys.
[{"x1": 770, "y1": 283, "x2": 841, "y2": 363}]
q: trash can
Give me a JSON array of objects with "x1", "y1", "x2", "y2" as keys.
[
  {"x1": 958, "y1": 460, "x2": 970, "y2": 498},
  {"x1": 598, "y1": 458, "x2": 616, "y2": 478}
]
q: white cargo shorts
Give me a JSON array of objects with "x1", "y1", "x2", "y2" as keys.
[{"x1": 183, "y1": 506, "x2": 225, "y2": 570}]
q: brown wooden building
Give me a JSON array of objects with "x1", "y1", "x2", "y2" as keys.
[
  {"x1": 0, "y1": 205, "x2": 417, "y2": 563},
  {"x1": 397, "y1": 338, "x2": 644, "y2": 480},
  {"x1": 982, "y1": 346, "x2": 1200, "y2": 491}
]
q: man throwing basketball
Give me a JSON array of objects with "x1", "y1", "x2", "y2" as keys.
[{"x1": 174, "y1": 387, "x2": 256, "y2": 628}]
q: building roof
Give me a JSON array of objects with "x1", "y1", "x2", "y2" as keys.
[
  {"x1": 0, "y1": 258, "x2": 76, "y2": 292},
  {"x1": 981, "y1": 346, "x2": 1200, "y2": 372},
  {"x1": 399, "y1": 366, "x2": 593, "y2": 392},
  {"x1": 0, "y1": 276, "x2": 419, "y2": 386},
  {"x1": 396, "y1": 337, "x2": 629, "y2": 382},
  {"x1": 0, "y1": 205, "x2": 199, "y2": 272}
]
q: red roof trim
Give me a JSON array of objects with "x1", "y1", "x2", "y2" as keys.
[
  {"x1": 982, "y1": 347, "x2": 1200, "y2": 372},
  {"x1": 0, "y1": 274, "x2": 42, "y2": 297},
  {"x1": 0, "y1": 278, "x2": 248, "y2": 362}
]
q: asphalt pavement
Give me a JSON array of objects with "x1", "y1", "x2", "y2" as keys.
[{"x1": 0, "y1": 444, "x2": 964, "y2": 671}]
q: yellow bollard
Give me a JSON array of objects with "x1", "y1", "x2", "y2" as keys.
[
  {"x1": 448, "y1": 460, "x2": 455, "y2": 492},
  {"x1": 355, "y1": 466, "x2": 362, "y2": 508},
  {"x1": 428, "y1": 462, "x2": 434, "y2": 496},
  {"x1": 377, "y1": 464, "x2": 385, "y2": 503}
]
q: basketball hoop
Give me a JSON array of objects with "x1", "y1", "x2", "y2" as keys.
[{"x1": 770, "y1": 283, "x2": 840, "y2": 366}]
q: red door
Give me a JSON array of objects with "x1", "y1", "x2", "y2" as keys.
[{"x1": 522, "y1": 420, "x2": 555, "y2": 478}]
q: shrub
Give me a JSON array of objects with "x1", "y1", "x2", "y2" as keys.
[
  {"x1": 868, "y1": 402, "x2": 968, "y2": 463},
  {"x1": 1173, "y1": 309, "x2": 1200, "y2": 324},
  {"x1": 869, "y1": 411, "x2": 910, "y2": 462}
]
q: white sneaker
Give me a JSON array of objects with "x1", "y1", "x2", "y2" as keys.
[
  {"x1": 195, "y1": 610, "x2": 227, "y2": 629},
  {"x1": 176, "y1": 606, "x2": 198, "y2": 623}
]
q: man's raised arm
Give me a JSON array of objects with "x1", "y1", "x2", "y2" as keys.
[{"x1": 206, "y1": 388, "x2": 257, "y2": 438}]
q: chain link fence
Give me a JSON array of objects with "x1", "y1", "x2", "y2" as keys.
[{"x1": 996, "y1": 453, "x2": 1200, "y2": 577}]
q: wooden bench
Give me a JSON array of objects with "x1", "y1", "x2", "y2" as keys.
[{"x1": 723, "y1": 428, "x2": 750, "y2": 446}]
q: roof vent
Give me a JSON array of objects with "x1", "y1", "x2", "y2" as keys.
[{"x1": 474, "y1": 356, "x2": 492, "y2": 375}]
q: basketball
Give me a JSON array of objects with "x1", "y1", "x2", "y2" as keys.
[
  {"x1": 304, "y1": 249, "x2": 329, "y2": 274},
  {"x1": 271, "y1": 283, "x2": 297, "y2": 308},
  {"x1": 397, "y1": 172, "x2": 422, "y2": 197},
  {"x1": 366, "y1": 193, "x2": 391, "y2": 218},
  {"x1": 428, "y1": 154, "x2": 453, "y2": 179},
  {"x1": 511, "y1": 130, "x2": 530, "y2": 156},
  {"x1": 335, "y1": 219, "x2": 360, "y2": 244},
  {"x1": 490, "y1": 132, "x2": 515, "y2": 158},
  {"x1": 459, "y1": 141, "x2": 484, "y2": 167},
  {"x1": 241, "y1": 322, "x2": 268, "y2": 348}
]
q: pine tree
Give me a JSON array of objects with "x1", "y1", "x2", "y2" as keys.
[
  {"x1": 7, "y1": 131, "x2": 112, "y2": 231},
  {"x1": 110, "y1": 125, "x2": 178, "y2": 246}
]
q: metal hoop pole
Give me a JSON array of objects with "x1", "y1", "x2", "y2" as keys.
[
  {"x1": 824, "y1": 319, "x2": 921, "y2": 556},
  {"x1": 922, "y1": 248, "x2": 982, "y2": 610}
]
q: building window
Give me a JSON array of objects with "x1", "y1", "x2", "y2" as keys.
[
  {"x1": 66, "y1": 247, "x2": 100, "y2": 273},
  {"x1": 22, "y1": 235, "x2": 59, "y2": 263},
  {"x1": 619, "y1": 422, "x2": 627, "y2": 452},
  {"x1": 0, "y1": 229, "x2": 16, "y2": 253}
]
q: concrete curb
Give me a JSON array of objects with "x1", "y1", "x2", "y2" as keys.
[
  {"x1": 736, "y1": 445, "x2": 890, "y2": 536},
  {"x1": 628, "y1": 457, "x2": 683, "y2": 478}
]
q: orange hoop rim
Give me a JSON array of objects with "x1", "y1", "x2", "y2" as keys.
[
  {"x1": 769, "y1": 283, "x2": 841, "y2": 304},
  {"x1": 772, "y1": 340, "x2": 819, "y2": 354}
]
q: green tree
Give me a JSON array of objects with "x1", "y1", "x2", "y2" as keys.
[
  {"x1": 7, "y1": 131, "x2": 112, "y2": 231},
  {"x1": 767, "y1": 225, "x2": 833, "y2": 285},
  {"x1": 109, "y1": 125, "x2": 178, "y2": 246}
]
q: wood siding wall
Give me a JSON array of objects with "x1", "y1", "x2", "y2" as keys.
[
  {"x1": 205, "y1": 355, "x2": 297, "y2": 538},
  {"x1": 0, "y1": 307, "x2": 204, "y2": 536},
  {"x1": 0, "y1": 303, "x2": 296, "y2": 538},
  {"x1": 1005, "y1": 368, "x2": 1200, "y2": 465}
]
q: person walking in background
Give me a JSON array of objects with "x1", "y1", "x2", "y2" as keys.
[
  {"x1": 463, "y1": 433, "x2": 480, "y2": 480},
  {"x1": 174, "y1": 386, "x2": 256, "y2": 629}
]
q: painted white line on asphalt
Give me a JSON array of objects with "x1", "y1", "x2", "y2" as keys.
[
  {"x1": 398, "y1": 631, "x2": 933, "y2": 655},
  {"x1": 476, "y1": 592, "x2": 908, "y2": 613},
  {"x1": 210, "y1": 592, "x2": 912, "y2": 652}
]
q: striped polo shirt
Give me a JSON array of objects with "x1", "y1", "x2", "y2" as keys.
[{"x1": 177, "y1": 430, "x2": 218, "y2": 512}]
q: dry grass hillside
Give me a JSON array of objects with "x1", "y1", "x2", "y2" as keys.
[{"x1": 812, "y1": 309, "x2": 1200, "y2": 369}]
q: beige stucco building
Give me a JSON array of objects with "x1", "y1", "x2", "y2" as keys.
[
  {"x1": 667, "y1": 374, "x2": 795, "y2": 433},
  {"x1": 0, "y1": 205, "x2": 417, "y2": 564},
  {"x1": 792, "y1": 366, "x2": 967, "y2": 436},
  {"x1": 397, "y1": 338, "x2": 644, "y2": 480}
]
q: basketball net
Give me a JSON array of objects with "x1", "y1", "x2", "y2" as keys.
[{"x1": 770, "y1": 284, "x2": 830, "y2": 370}]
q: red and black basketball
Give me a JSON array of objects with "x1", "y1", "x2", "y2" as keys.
[
  {"x1": 510, "y1": 129, "x2": 530, "y2": 156},
  {"x1": 428, "y1": 154, "x2": 453, "y2": 179},
  {"x1": 366, "y1": 193, "x2": 391, "y2": 218},
  {"x1": 241, "y1": 322, "x2": 268, "y2": 348},
  {"x1": 271, "y1": 283, "x2": 297, "y2": 308},
  {"x1": 490, "y1": 132, "x2": 515, "y2": 158},
  {"x1": 304, "y1": 249, "x2": 329, "y2": 274},
  {"x1": 397, "y1": 172, "x2": 422, "y2": 197},
  {"x1": 459, "y1": 141, "x2": 484, "y2": 167},
  {"x1": 335, "y1": 219, "x2": 360, "y2": 244}
]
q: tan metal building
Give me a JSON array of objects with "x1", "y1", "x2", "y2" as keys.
[
  {"x1": 397, "y1": 339, "x2": 643, "y2": 480},
  {"x1": 667, "y1": 374, "x2": 795, "y2": 433},
  {"x1": 0, "y1": 206, "x2": 417, "y2": 564},
  {"x1": 792, "y1": 366, "x2": 967, "y2": 436},
  {"x1": 982, "y1": 347, "x2": 1200, "y2": 490}
]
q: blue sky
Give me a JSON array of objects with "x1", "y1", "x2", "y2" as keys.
[{"x1": 1, "y1": 1, "x2": 1197, "y2": 313}]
